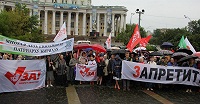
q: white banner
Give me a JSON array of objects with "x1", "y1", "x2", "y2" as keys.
[
  {"x1": 122, "y1": 60, "x2": 200, "y2": 86},
  {"x1": 0, "y1": 60, "x2": 46, "y2": 93},
  {"x1": 0, "y1": 35, "x2": 74, "y2": 56},
  {"x1": 75, "y1": 64, "x2": 98, "y2": 81}
]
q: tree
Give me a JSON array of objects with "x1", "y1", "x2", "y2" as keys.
[
  {"x1": 149, "y1": 19, "x2": 200, "y2": 51},
  {"x1": 0, "y1": 3, "x2": 44, "y2": 42},
  {"x1": 116, "y1": 24, "x2": 147, "y2": 45}
]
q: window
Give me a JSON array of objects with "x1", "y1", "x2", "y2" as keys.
[
  {"x1": 56, "y1": 21, "x2": 59, "y2": 27},
  {"x1": 87, "y1": 23, "x2": 89, "y2": 25},
  {"x1": 81, "y1": 1, "x2": 84, "y2": 5},
  {"x1": 71, "y1": 22, "x2": 74, "y2": 28},
  {"x1": 71, "y1": 14, "x2": 75, "y2": 19},
  {"x1": 52, "y1": 0, "x2": 57, "y2": 3}
]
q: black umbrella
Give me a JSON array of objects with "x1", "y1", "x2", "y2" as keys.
[
  {"x1": 161, "y1": 42, "x2": 174, "y2": 48},
  {"x1": 171, "y1": 52, "x2": 189, "y2": 58},
  {"x1": 157, "y1": 50, "x2": 173, "y2": 55},
  {"x1": 149, "y1": 51, "x2": 163, "y2": 56},
  {"x1": 111, "y1": 49, "x2": 126, "y2": 55},
  {"x1": 177, "y1": 55, "x2": 198, "y2": 63},
  {"x1": 176, "y1": 48, "x2": 193, "y2": 55},
  {"x1": 171, "y1": 52, "x2": 189, "y2": 60}
]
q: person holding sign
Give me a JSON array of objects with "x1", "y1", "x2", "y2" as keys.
[
  {"x1": 123, "y1": 51, "x2": 131, "y2": 91},
  {"x1": 146, "y1": 56, "x2": 157, "y2": 91}
]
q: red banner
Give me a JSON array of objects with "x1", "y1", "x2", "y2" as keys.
[{"x1": 126, "y1": 24, "x2": 141, "y2": 52}]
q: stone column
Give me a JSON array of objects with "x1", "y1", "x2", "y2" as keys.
[
  {"x1": 104, "y1": 13, "x2": 107, "y2": 36},
  {"x1": 111, "y1": 13, "x2": 115, "y2": 37},
  {"x1": 68, "y1": 0, "x2": 72, "y2": 4},
  {"x1": 75, "y1": 12, "x2": 79, "y2": 35},
  {"x1": 120, "y1": 14, "x2": 124, "y2": 32},
  {"x1": 67, "y1": 12, "x2": 71, "y2": 35},
  {"x1": 0, "y1": 4, "x2": 4, "y2": 13},
  {"x1": 97, "y1": 13, "x2": 100, "y2": 32},
  {"x1": 11, "y1": 6, "x2": 15, "y2": 11},
  {"x1": 52, "y1": 11, "x2": 56, "y2": 35},
  {"x1": 124, "y1": 14, "x2": 126, "y2": 30},
  {"x1": 38, "y1": 10, "x2": 40, "y2": 25},
  {"x1": 29, "y1": 9, "x2": 32, "y2": 16},
  {"x1": 82, "y1": 13, "x2": 86, "y2": 36},
  {"x1": 89, "y1": 13, "x2": 92, "y2": 32},
  {"x1": 60, "y1": 11, "x2": 64, "y2": 28},
  {"x1": 44, "y1": 10, "x2": 48, "y2": 35}
]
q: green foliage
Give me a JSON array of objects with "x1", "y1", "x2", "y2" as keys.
[
  {"x1": 0, "y1": 3, "x2": 44, "y2": 42},
  {"x1": 146, "y1": 44, "x2": 158, "y2": 51},
  {"x1": 150, "y1": 19, "x2": 200, "y2": 51},
  {"x1": 116, "y1": 24, "x2": 147, "y2": 45}
]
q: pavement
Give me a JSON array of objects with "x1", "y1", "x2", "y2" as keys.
[{"x1": 1, "y1": 83, "x2": 200, "y2": 104}]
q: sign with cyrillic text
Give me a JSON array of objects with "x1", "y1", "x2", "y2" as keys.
[
  {"x1": 0, "y1": 60, "x2": 46, "y2": 93},
  {"x1": 75, "y1": 64, "x2": 97, "y2": 81},
  {"x1": 0, "y1": 35, "x2": 74, "y2": 56},
  {"x1": 122, "y1": 60, "x2": 200, "y2": 86}
]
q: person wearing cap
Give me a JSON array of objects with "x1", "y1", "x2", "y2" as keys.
[
  {"x1": 113, "y1": 54, "x2": 122, "y2": 90},
  {"x1": 123, "y1": 51, "x2": 131, "y2": 91},
  {"x1": 97, "y1": 53, "x2": 106, "y2": 85}
]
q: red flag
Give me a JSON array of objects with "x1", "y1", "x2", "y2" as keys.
[
  {"x1": 139, "y1": 35, "x2": 152, "y2": 47},
  {"x1": 126, "y1": 24, "x2": 141, "y2": 52}
]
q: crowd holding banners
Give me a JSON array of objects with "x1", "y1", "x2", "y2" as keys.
[{"x1": 2, "y1": 23, "x2": 200, "y2": 94}]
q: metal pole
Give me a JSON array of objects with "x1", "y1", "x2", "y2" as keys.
[
  {"x1": 138, "y1": 12, "x2": 141, "y2": 28},
  {"x1": 130, "y1": 14, "x2": 133, "y2": 25}
]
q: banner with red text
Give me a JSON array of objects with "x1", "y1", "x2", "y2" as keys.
[
  {"x1": 0, "y1": 60, "x2": 46, "y2": 93},
  {"x1": 75, "y1": 64, "x2": 97, "y2": 81},
  {"x1": 122, "y1": 60, "x2": 200, "y2": 86}
]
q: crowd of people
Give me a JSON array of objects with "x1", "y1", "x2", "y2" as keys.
[{"x1": 1, "y1": 49, "x2": 200, "y2": 93}]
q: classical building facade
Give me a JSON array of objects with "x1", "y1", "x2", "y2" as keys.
[{"x1": 0, "y1": 0, "x2": 127, "y2": 37}]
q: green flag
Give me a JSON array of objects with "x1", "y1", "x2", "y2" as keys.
[{"x1": 178, "y1": 36, "x2": 187, "y2": 49}]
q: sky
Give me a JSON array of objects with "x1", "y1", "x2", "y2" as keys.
[{"x1": 92, "y1": 0, "x2": 200, "y2": 32}]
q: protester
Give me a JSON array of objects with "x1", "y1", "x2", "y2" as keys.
[
  {"x1": 87, "y1": 54, "x2": 97, "y2": 85},
  {"x1": 97, "y1": 53, "x2": 106, "y2": 85},
  {"x1": 65, "y1": 51, "x2": 72, "y2": 66},
  {"x1": 78, "y1": 51, "x2": 88, "y2": 84},
  {"x1": 0, "y1": 53, "x2": 2, "y2": 59},
  {"x1": 69, "y1": 52, "x2": 79, "y2": 85},
  {"x1": 182, "y1": 58, "x2": 197, "y2": 92},
  {"x1": 103, "y1": 54, "x2": 109, "y2": 85},
  {"x1": 146, "y1": 56, "x2": 157, "y2": 91},
  {"x1": 138, "y1": 56, "x2": 145, "y2": 64},
  {"x1": 123, "y1": 51, "x2": 131, "y2": 91},
  {"x1": 2, "y1": 54, "x2": 8, "y2": 60},
  {"x1": 130, "y1": 52, "x2": 137, "y2": 62},
  {"x1": 167, "y1": 57, "x2": 177, "y2": 66},
  {"x1": 113, "y1": 55, "x2": 122, "y2": 90},
  {"x1": 46, "y1": 55, "x2": 55, "y2": 87},
  {"x1": 17, "y1": 55, "x2": 23, "y2": 60},
  {"x1": 55, "y1": 54, "x2": 68, "y2": 87},
  {"x1": 79, "y1": 51, "x2": 88, "y2": 64},
  {"x1": 107, "y1": 54, "x2": 115, "y2": 86}
]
